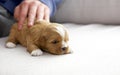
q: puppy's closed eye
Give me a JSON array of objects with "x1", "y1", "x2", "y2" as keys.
[{"x1": 51, "y1": 40, "x2": 59, "y2": 44}]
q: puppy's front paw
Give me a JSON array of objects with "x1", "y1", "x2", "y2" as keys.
[
  {"x1": 5, "y1": 42, "x2": 16, "y2": 48},
  {"x1": 31, "y1": 49, "x2": 43, "y2": 56},
  {"x1": 66, "y1": 48, "x2": 73, "y2": 54}
]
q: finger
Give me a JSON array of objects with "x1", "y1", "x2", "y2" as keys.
[
  {"x1": 14, "y1": 6, "x2": 20, "y2": 21},
  {"x1": 36, "y1": 5, "x2": 44, "y2": 22},
  {"x1": 18, "y1": 3, "x2": 29, "y2": 30},
  {"x1": 44, "y1": 7, "x2": 50, "y2": 22},
  {"x1": 28, "y1": 4, "x2": 38, "y2": 27}
]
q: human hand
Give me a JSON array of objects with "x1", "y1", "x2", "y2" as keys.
[{"x1": 14, "y1": 0, "x2": 50, "y2": 30}]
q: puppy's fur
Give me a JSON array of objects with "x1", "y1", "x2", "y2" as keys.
[{"x1": 6, "y1": 20, "x2": 71, "y2": 56}]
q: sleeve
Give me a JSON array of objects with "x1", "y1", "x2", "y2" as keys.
[
  {"x1": 40, "y1": 0, "x2": 62, "y2": 17},
  {"x1": 0, "y1": 0, "x2": 22, "y2": 15}
]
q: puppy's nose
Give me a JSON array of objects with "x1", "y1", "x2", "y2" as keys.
[{"x1": 61, "y1": 47, "x2": 67, "y2": 51}]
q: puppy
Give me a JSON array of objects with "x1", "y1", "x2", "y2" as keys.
[{"x1": 5, "y1": 20, "x2": 71, "y2": 56}]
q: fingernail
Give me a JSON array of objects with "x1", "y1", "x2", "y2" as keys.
[
  {"x1": 37, "y1": 18, "x2": 42, "y2": 22},
  {"x1": 18, "y1": 25, "x2": 22, "y2": 30},
  {"x1": 28, "y1": 24, "x2": 33, "y2": 28},
  {"x1": 28, "y1": 21, "x2": 33, "y2": 26},
  {"x1": 39, "y1": 18, "x2": 42, "y2": 21},
  {"x1": 47, "y1": 19, "x2": 50, "y2": 22}
]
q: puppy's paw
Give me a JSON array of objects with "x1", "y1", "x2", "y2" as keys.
[
  {"x1": 31, "y1": 49, "x2": 43, "y2": 56},
  {"x1": 66, "y1": 48, "x2": 73, "y2": 54},
  {"x1": 5, "y1": 42, "x2": 16, "y2": 48}
]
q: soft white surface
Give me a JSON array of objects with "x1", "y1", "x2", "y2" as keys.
[
  {"x1": 53, "y1": 0, "x2": 120, "y2": 24},
  {"x1": 0, "y1": 23, "x2": 120, "y2": 75}
]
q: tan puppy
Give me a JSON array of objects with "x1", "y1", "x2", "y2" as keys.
[{"x1": 5, "y1": 20, "x2": 71, "y2": 56}]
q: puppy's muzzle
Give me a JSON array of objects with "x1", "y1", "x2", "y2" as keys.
[
  {"x1": 61, "y1": 47, "x2": 67, "y2": 51},
  {"x1": 60, "y1": 46, "x2": 71, "y2": 54}
]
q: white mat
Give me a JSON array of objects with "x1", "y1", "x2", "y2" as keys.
[{"x1": 0, "y1": 23, "x2": 120, "y2": 75}]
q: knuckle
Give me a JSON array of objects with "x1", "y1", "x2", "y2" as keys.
[
  {"x1": 14, "y1": 7, "x2": 19, "y2": 13},
  {"x1": 40, "y1": 4, "x2": 45, "y2": 7},
  {"x1": 42, "y1": 3, "x2": 49, "y2": 9},
  {"x1": 30, "y1": 1, "x2": 38, "y2": 6},
  {"x1": 22, "y1": 1, "x2": 29, "y2": 5},
  {"x1": 46, "y1": 6, "x2": 50, "y2": 10},
  {"x1": 32, "y1": 1, "x2": 38, "y2": 4},
  {"x1": 15, "y1": 6, "x2": 19, "y2": 10},
  {"x1": 44, "y1": 6, "x2": 50, "y2": 12}
]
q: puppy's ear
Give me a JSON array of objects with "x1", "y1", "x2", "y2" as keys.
[
  {"x1": 53, "y1": 23, "x2": 69, "y2": 41},
  {"x1": 65, "y1": 28, "x2": 69, "y2": 41},
  {"x1": 38, "y1": 30, "x2": 50, "y2": 48},
  {"x1": 42, "y1": 30, "x2": 49, "y2": 41},
  {"x1": 58, "y1": 24, "x2": 69, "y2": 41}
]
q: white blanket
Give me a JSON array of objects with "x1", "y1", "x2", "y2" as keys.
[{"x1": 0, "y1": 23, "x2": 120, "y2": 75}]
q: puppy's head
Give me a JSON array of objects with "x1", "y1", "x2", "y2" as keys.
[{"x1": 43, "y1": 23, "x2": 71, "y2": 55}]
